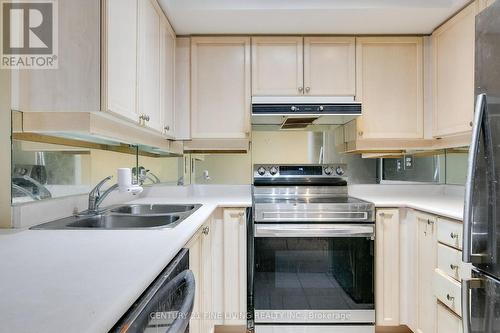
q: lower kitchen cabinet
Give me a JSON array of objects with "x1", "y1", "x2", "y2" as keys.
[
  {"x1": 416, "y1": 211, "x2": 437, "y2": 333},
  {"x1": 222, "y1": 209, "x2": 247, "y2": 325},
  {"x1": 187, "y1": 208, "x2": 247, "y2": 333},
  {"x1": 375, "y1": 209, "x2": 400, "y2": 326},
  {"x1": 187, "y1": 218, "x2": 213, "y2": 333},
  {"x1": 436, "y1": 302, "x2": 463, "y2": 333},
  {"x1": 377, "y1": 209, "x2": 468, "y2": 333}
]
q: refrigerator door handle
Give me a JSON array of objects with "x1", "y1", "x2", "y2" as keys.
[
  {"x1": 463, "y1": 93, "x2": 487, "y2": 263},
  {"x1": 462, "y1": 279, "x2": 472, "y2": 333},
  {"x1": 462, "y1": 278, "x2": 485, "y2": 333}
]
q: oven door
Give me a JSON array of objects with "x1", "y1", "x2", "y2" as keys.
[{"x1": 253, "y1": 223, "x2": 375, "y2": 324}]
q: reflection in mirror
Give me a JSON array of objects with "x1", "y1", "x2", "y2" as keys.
[
  {"x1": 11, "y1": 140, "x2": 137, "y2": 204},
  {"x1": 379, "y1": 148, "x2": 468, "y2": 185},
  {"x1": 445, "y1": 147, "x2": 468, "y2": 185},
  {"x1": 188, "y1": 130, "x2": 378, "y2": 185},
  {"x1": 191, "y1": 153, "x2": 252, "y2": 185},
  {"x1": 381, "y1": 152, "x2": 445, "y2": 183},
  {"x1": 136, "y1": 154, "x2": 184, "y2": 185}
]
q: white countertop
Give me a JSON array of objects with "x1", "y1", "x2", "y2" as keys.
[
  {"x1": 0, "y1": 185, "x2": 251, "y2": 333},
  {"x1": 349, "y1": 184, "x2": 465, "y2": 221},
  {"x1": 0, "y1": 183, "x2": 465, "y2": 333}
]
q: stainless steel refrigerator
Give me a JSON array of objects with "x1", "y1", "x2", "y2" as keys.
[{"x1": 462, "y1": 2, "x2": 500, "y2": 332}]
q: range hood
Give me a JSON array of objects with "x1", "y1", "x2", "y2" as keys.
[{"x1": 252, "y1": 96, "x2": 361, "y2": 129}]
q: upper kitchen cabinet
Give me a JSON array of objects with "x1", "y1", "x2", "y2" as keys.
[
  {"x1": 190, "y1": 37, "x2": 251, "y2": 142},
  {"x1": 160, "y1": 18, "x2": 176, "y2": 138},
  {"x1": 11, "y1": 0, "x2": 100, "y2": 112},
  {"x1": 137, "y1": 0, "x2": 162, "y2": 133},
  {"x1": 251, "y1": 37, "x2": 303, "y2": 96},
  {"x1": 103, "y1": 0, "x2": 138, "y2": 122},
  {"x1": 432, "y1": 1, "x2": 479, "y2": 138},
  {"x1": 174, "y1": 37, "x2": 191, "y2": 140},
  {"x1": 251, "y1": 36, "x2": 356, "y2": 97},
  {"x1": 303, "y1": 37, "x2": 356, "y2": 96},
  {"x1": 355, "y1": 37, "x2": 424, "y2": 140}
]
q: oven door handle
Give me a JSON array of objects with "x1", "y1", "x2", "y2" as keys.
[{"x1": 254, "y1": 224, "x2": 375, "y2": 238}]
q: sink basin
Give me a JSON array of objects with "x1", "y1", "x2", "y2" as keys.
[
  {"x1": 66, "y1": 214, "x2": 180, "y2": 229},
  {"x1": 109, "y1": 204, "x2": 199, "y2": 215},
  {"x1": 31, "y1": 203, "x2": 202, "y2": 230}
]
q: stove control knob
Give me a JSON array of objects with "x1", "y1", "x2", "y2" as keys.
[
  {"x1": 324, "y1": 166, "x2": 333, "y2": 175},
  {"x1": 257, "y1": 166, "x2": 266, "y2": 176},
  {"x1": 269, "y1": 166, "x2": 278, "y2": 176},
  {"x1": 336, "y1": 166, "x2": 345, "y2": 176}
]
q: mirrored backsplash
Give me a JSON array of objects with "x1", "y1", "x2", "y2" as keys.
[
  {"x1": 12, "y1": 124, "x2": 469, "y2": 205},
  {"x1": 11, "y1": 139, "x2": 183, "y2": 205},
  {"x1": 380, "y1": 148, "x2": 468, "y2": 185}
]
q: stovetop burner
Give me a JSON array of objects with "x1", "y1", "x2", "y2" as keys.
[{"x1": 252, "y1": 164, "x2": 375, "y2": 223}]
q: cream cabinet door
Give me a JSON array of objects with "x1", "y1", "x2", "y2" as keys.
[
  {"x1": 251, "y1": 37, "x2": 304, "y2": 96},
  {"x1": 187, "y1": 219, "x2": 216, "y2": 333},
  {"x1": 432, "y1": 2, "x2": 479, "y2": 138},
  {"x1": 187, "y1": 228, "x2": 203, "y2": 333},
  {"x1": 437, "y1": 302, "x2": 463, "y2": 333},
  {"x1": 304, "y1": 37, "x2": 356, "y2": 96},
  {"x1": 223, "y1": 209, "x2": 247, "y2": 325},
  {"x1": 201, "y1": 218, "x2": 214, "y2": 333},
  {"x1": 160, "y1": 19, "x2": 176, "y2": 138},
  {"x1": 12, "y1": 0, "x2": 100, "y2": 112},
  {"x1": 104, "y1": 0, "x2": 138, "y2": 122},
  {"x1": 191, "y1": 37, "x2": 251, "y2": 139},
  {"x1": 137, "y1": 0, "x2": 162, "y2": 132},
  {"x1": 416, "y1": 212, "x2": 437, "y2": 333},
  {"x1": 356, "y1": 37, "x2": 423, "y2": 139},
  {"x1": 375, "y1": 209, "x2": 400, "y2": 326},
  {"x1": 174, "y1": 37, "x2": 191, "y2": 140}
]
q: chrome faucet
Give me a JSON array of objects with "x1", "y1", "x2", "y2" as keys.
[{"x1": 87, "y1": 176, "x2": 118, "y2": 214}]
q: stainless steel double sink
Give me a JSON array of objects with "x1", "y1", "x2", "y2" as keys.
[{"x1": 31, "y1": 204, "x2": 202, "y2": 230}]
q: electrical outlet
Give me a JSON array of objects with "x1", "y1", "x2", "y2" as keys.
[
  {"x1": 397, "y1": 159, "x2": 403, "y2": 172},
  {"x1": 404, "y1": 155, "x2": 414, "y2": 170}
]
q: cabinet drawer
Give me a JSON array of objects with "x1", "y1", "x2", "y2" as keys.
[
  {"x1": 437, "y1": 302, "x2": 463, "y2": 333},
  {"x1": 434, "y1": 269, "x2": 462, "y2": 317},
  {"x1": 437, "y1": 243, "x2": 465, "y2": 281},
  {"x1": 437, "y1": 217, "x2": 462, "y2": 250}
]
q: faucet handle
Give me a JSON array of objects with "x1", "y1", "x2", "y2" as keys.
[{"x1": 92, "y1": 176, "x2": 113, "y2": 196}]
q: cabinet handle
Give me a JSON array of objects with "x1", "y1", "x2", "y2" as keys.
[
  {"x1": 427, "y1": 219, "x2": 435, "y2": 225},
  {"x1": 379, "y1": 212, "x2": 385, "y2": 217},
  {"x1": 450, "y1": 232, "x2": 459, "y2": 239},
  {"x1": 164, "y1": 125, "x2": 170, "y2": 131},
  {"x1": 305, "y1": 87, "x2": 310, "y2": 93},
  {"x1": 469, "y1": 121, "x2": 473, "y2": 127},
  {"x1": 358, "y1": 131, "x2": 363, "y2": 137},
  {"x1": 450, "y1": 264, "x2": 459, "y2": 271},
  {"x1": 230, "y1": 212, "x2": 245, "y2": 219},
  {"x1": 145, "y1": 115, "x2": 150, "y2": 122},
  {"x1": 298, "y1": 87, "x2": 304, "y2": 93},
  {"x1": 446, "y1": 294, "x2": 455, "y2": 302},
  {"x1": 202, "y1": 226, "x2": 210, "y2": 235}
]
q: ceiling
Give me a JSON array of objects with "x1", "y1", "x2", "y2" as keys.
[{"x1": 158, "y1": 0, "x2": 471, "y2": 35}]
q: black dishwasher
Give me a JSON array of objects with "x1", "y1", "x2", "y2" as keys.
[{"x1": 111, "y1": 249, "x2": 195, "y2": 333}]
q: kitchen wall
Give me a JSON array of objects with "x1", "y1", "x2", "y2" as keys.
[
  {"x1": 11, "y1": 137, "x2": 184, "y2": 204},
  {"x1": 0, "y1": 69, "x2": 11, "y2": 227},
  {"x1": 138, "y1": 155, "x2": 183, "y2": 185},
  {"x1": 381, "y1": 149, "x2": 468, "y2": 185},
  {"x1": 191, "y1": 130, "x2": 378, "y2": 185}
]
